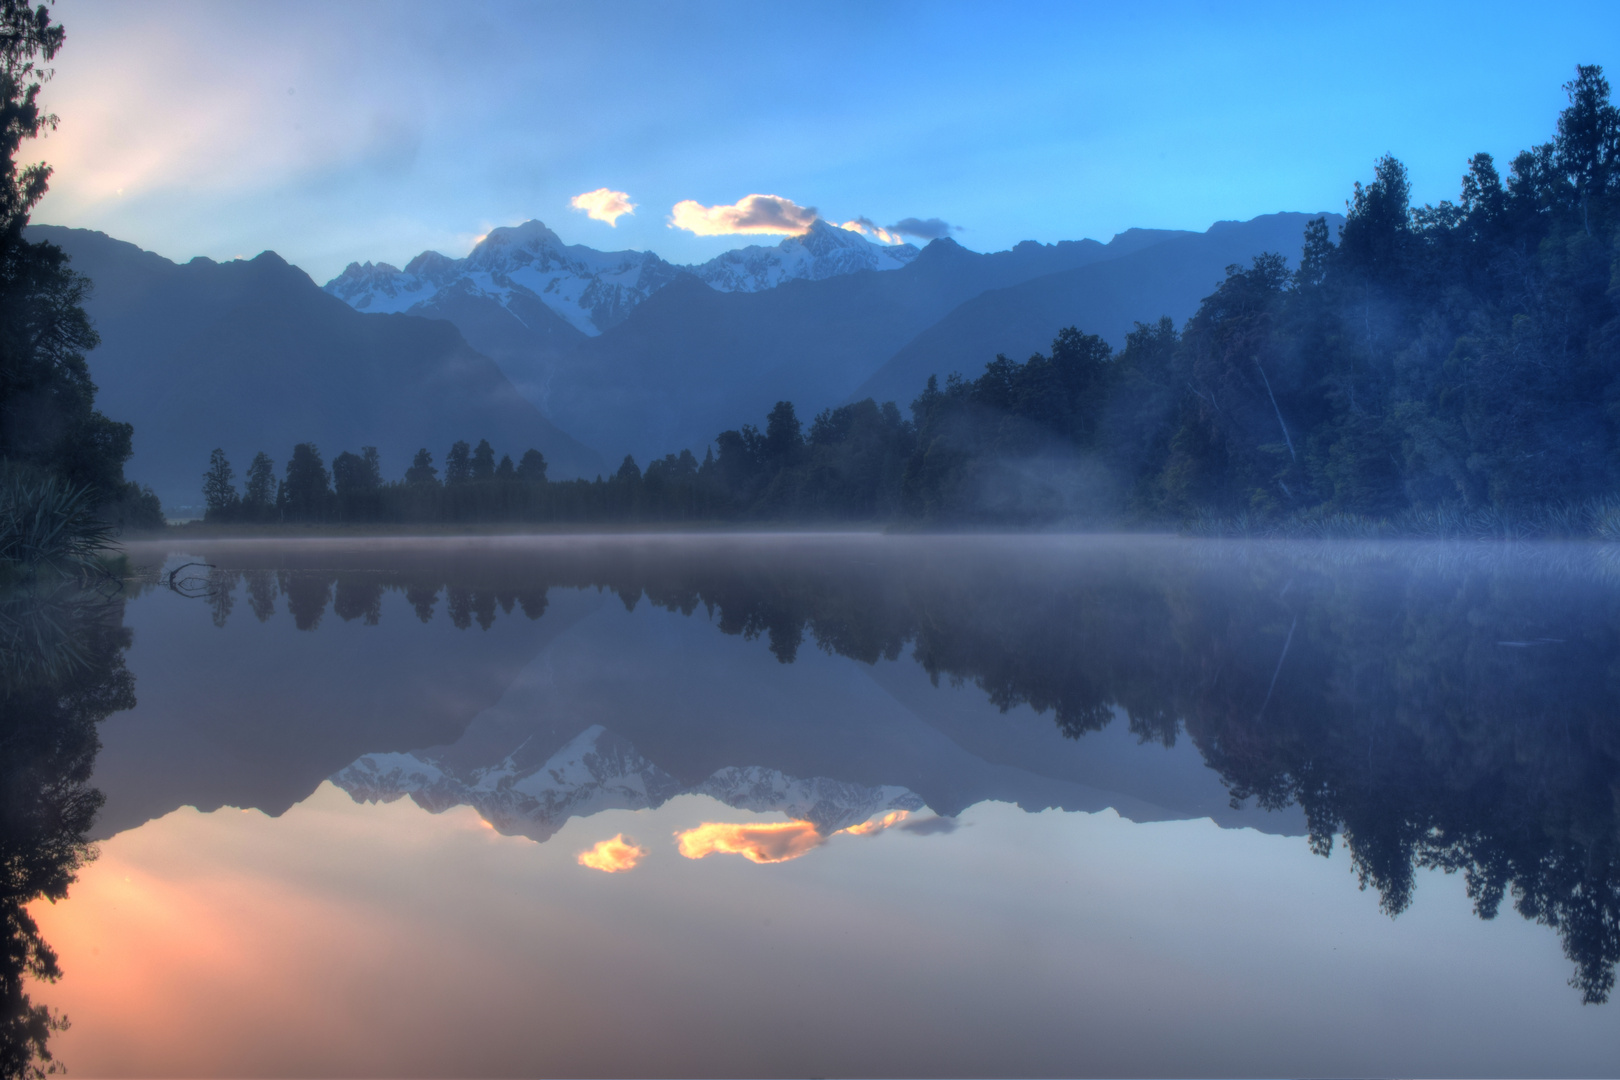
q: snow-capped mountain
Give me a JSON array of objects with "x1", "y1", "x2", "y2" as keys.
[
  {"x1": 331, "y1": 723, "x2": 924, "y2": 842},
  {"x1": 690, "y1": 220, "x2": 918, "y2": 293},
  {"x1": 323, "y1": 220, "x2": 684, "y2": 337},
  {"x1": 322, "y1": 219, "x2": 919, "y2": 337}
]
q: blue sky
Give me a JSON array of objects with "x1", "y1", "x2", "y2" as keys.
[{"x1": 31, "y1": 0, "x2": 1620, "y2": 282}]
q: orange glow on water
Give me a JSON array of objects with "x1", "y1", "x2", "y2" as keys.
[
  {"x1": 577, "y1": 834, "x2": 647, "y2": 873},
  {"x1": 675, "y1": 810, "x2": 910, "y2": 864},
  {"x1": 843, "y1": 810, "x2": 909, "y2": 835},
  {"x1": 675, "y1": 820, "x2": 826, "y2": 863}
]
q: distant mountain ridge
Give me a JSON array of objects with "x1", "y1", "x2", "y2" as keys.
[
  {"x1": 28, "y1": 225, "x2": 604, "y2": 507},
  {"x1": 34, "y1": 211, "x2": 1343, "y2": 502},
  {"x1": 855, "y1": 212, "x2": 1344, "y2": 406},
  {"x1": 540, "y1": 213, "x2": 1336, "y2": 463},
  {"x1": 324, "y1": 218, "x2": 920, "y2": 338}
]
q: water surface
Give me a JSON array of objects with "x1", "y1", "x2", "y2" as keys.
[{"x1": 18, "y1": 534, "x2": 1620, "y2": 1077}]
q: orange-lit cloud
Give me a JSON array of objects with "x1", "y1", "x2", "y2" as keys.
[
  {"x1": 676, "y1": 820, "x2": 826, "y2": 863},
  {"x1": 676, "y1": 811, "x2": 911, "y2": 864},
  {"x1": 578, "y1": 834, "x2": 648, "y2": 873},
  {"x1": 842, "y1": 810, "x2": 910, "y2": 835},
  {"x1": 668, "y1": 193, "x2": 818, "y2": 237},
  {"x1": 570, "y1": 187, "x2": 635, "y2": 226}
]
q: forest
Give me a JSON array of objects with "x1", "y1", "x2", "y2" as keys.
[{"x1": 199, "y1": 66, "x2": 1620, "y2": 532}]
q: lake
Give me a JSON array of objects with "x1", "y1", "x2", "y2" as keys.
[{"x1": 11, "y1": 533, "x2": 1620, "y2": 1077}]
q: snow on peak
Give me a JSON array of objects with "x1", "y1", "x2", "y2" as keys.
[
  {"x1": 329, "y1": 725, "x2": 925, "y2": 844},
  {"x1": 322, "y1": 217, "x2": 920, "y2": 333},
  {"x1": 691, "y1": 220, "x2": 919, "y2": 293}
]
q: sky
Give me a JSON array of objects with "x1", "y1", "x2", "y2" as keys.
[{"x1": 28, "y1": 0, "x2": 1620, "y2": 284}]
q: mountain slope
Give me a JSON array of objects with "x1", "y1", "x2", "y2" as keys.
[
  {"x1": 322, "y1": 219, "x2": 926, "y2": 407},
  {"x1": 854, "y1": 212, "x2": 1341, "y2": 406},
  {"x1": 31, "y1": 226, "x2": 603, "y2": 505},
  {"x1": 543, "y1": 233, "x2": 1144, "y2": 461}
]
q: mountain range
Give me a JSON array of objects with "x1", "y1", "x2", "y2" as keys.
[
  {"x1": 30, "y1": 226, "x2": 603, "y2": 508},
  {"x1": 35, "y1": 210, "x2": 1340, "y2": 507},
  {"x1": 325, "y1": 218, "x2": 920, "y2": 337}
]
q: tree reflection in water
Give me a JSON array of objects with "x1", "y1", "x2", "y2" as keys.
[
  {"x1": 189, "y1": 537, "x2": 1620, "y2": 1003},
  {"x1": 1, "y1": 582, "x2": 133, "y2": 1078}
]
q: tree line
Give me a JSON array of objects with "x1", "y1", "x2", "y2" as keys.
[{"x1": 203, "y1": 66, "x2": 1620, "y2": 530}]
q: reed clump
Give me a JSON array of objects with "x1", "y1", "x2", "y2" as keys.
[{"x1": 0, "y1": 464, "x2": 120, "y2": 583}]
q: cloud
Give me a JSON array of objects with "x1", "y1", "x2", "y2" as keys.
[
  {"x1": 577, "y1": 833, "x2": 648, "y2": 873},
  {"x1": 570, "y1": 187, "x2": 635, "y2": 227},
  {"x1": 668, "y1": 193, "x2": 818, "y2": 237},
  {"x1": 674, "y1": 811, "x2": 912, "y2": 864},
  {"x1": 676, "y1": 820, "x2": 826, "y2": 863},
  {"x1": 838, "y1": 216, "x2": 905, "y2": 245},
  {"x1": 899, "y1": 815, "x2": 959, "y2": 835},
  {"x1": 842, "y1": 810, "x2": 910, "y2": 835},
  {"x1": 886, "y1": 216, "x2": 960, "y2": 241}
]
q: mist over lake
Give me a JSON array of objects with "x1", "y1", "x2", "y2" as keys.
[{"x1": 3, "y1": 533, "x2": 1614, "y2": 1076}]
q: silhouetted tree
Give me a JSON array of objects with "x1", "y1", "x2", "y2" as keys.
[
  {"x1": 241, "y1": 451, "x2": 275, "y2": 522},
  {"x1": 405, "y1": 448, "x2": 437, "y2": 485},
  {"x1": 281, "y1": 443, "x2": 332, "y2": 522},
  {"x1": 517, "y1": 448, "x2": 547, "y2": 482},
  {"x1": 201, "y1": 448, "x2": 238, "y2": 521},
  {"x1": 470, "y1": 439, "x2": 495, "y2": 481},
  {"x1": 332, "y1": 446, "x2": 382, "y2": 521},
  {"x1": 444, "y1": 440, "x2": 471, "y2": 484},
  {"x1": 0, "y1": 0, "x2": 150, "y2": 522}
]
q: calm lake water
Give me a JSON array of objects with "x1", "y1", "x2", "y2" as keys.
[{"x1": 13, "y1": 533, "x2": 1620, "y2": 1077}]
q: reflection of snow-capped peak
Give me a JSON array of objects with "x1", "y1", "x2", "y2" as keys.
[
  {"x1": 334, "y1": 724, "x2": 681, "y2": 842},
  {"x1": 330, "y1": 725, "x2": 925, "y2": 843},
  {"x1": 696, "y1": 765, "x2": 922, "y2": 834},
  {"x1": 322, "y1": 218, "x2": 919, "y2": 335}
]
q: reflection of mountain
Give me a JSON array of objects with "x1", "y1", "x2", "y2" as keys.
[
  {"x1": 106, "y1": 534, "x2": 1620, "y2": 1002},
  {"x1": 332, "y1": 724, "x2": 922, "y2": 842},
  {"x1": 100, "y1": 538, "x2": 1273, "y2": 857}
]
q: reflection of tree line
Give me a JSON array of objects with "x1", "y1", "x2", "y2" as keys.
[
  {"x1": 200, "y1": 541, "x2": 1620, "y2": 1002},
  {"x1": 1, "y1": 583, "x2": 133, "y2": 1078}
]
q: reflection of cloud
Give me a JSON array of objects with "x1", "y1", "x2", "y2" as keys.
[
  {"x1": 570, "y1": 188, "x2": 635, "y2": 226},
  {"x1": 899, "y1": 815, "x2": 958, "y2": 835},
  {"x1": 843, "y1": 810, "x2": 909, "y2": 835},
  {"x1": 677, "y1": 811, "x2": 912, "y2": 864},
  {"x1": 668, "y1": 193, "x2": 818, "y2": 236},
  {"x1": 578, "y1": 834, "x2": 648, "y2": 873},
  {"x1": 839, "y1": 216, "x2": 905, "y2": 245},
  {"x1": 677, "y1": 820, "x2": 825, "y2": 863},
  {"x1": 887, "y1": 216, "x2": 959, "y2": 241}
]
